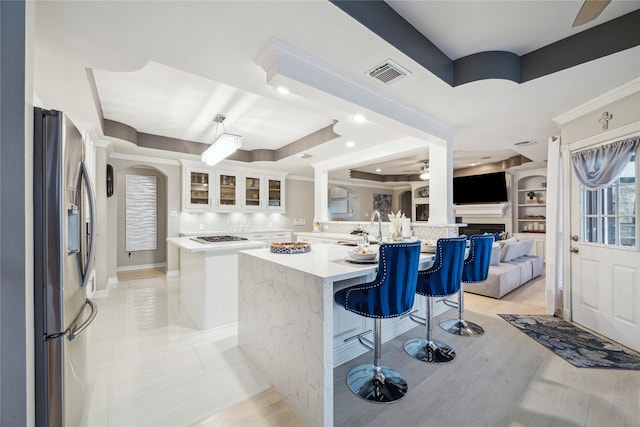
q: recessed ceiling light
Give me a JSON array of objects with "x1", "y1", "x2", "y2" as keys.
[
  {"x1": 469, "y1": 162, "x2": 477, "y2": 166},
  {"x1": 276, "y1": 86, "x2": 290, "y2": 95},
  {"x1": 353, "y1": 114, "x2": 366, "y2": 123},
  {"x1": 375, "y1": 168, "x2": 382, "y2": 172},
  {"x1": 346, "y1": 141, "x2": 355, "y2": 148}
]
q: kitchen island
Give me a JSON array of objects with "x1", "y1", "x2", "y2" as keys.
[
  {"x1": 237, "y1": 243, "x2": 437, "y2": 427},
  {"x1": 167, "y1": 236, "x2": 266, "y2": 330}
]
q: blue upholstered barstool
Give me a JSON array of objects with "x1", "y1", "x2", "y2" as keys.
[
  {"x1": 440, "y1": 234, "x2": 494, "y2": 336},
  {"x1": 404, "y1": 236, "x2": 466, "y2": 364},
  {"x1": 334, "y1": 241, "x2": 421, "y2": 403}
]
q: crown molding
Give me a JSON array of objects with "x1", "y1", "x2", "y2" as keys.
[
  {"x1": 553, "y1": 77, "x2": 640, "y2": 125},
  {"x1": 109, "y1": 152, "x2": 181, "y2": 166}
]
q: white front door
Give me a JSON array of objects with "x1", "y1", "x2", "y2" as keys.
[{"x1": 569, "y1": 146, "x2": 639, "y2": 351}]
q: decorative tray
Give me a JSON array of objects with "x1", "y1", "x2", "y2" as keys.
[{"x1": 270, "y1": 241, "x2": 311, "y2": 254}]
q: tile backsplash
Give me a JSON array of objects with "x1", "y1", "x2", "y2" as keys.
[{"x1": 181, "y1": 212, "x2": 293, "y2": 233}]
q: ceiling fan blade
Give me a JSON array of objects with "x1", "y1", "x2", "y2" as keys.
[{"x1": 572, "y1": 0, "x2": 611, "y2": 27}]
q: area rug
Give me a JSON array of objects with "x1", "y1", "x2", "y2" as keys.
[{"x1": 498, "y1": 314, "x2": 640, "y2": 370}]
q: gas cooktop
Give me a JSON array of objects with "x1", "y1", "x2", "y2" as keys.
[{"x1": 190, "y1": 235, "x2": 248, "y2": 244}]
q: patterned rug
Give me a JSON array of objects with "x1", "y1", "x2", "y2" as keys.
[{"x1": 498, "y1": 314, "x2": 640, "y2": 370}]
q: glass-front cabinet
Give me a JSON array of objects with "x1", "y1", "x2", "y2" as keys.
[
  {"x1": 243, "y1": 174, "x2": 262, "y2": 210},
  {"x1": 216, "y1": 171, "x2": 240, "y2": 210},
  {"x1": 184, "y1": 167, "x2": 213, "y2": 211},
  {"x1": 266, "y1": 177, "x2": 285, "y2": 212}
]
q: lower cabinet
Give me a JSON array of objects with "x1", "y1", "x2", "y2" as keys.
[{"x1": 242, "y1": 231, "x2": 291, "y2": 245}]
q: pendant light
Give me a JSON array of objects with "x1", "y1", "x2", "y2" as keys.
[
  {"x1": 201, "y1": 114, "x2": 243, "y2": 166},
  {"x1": 419, "y1": 161, "x2": 430, "y2": 180}
]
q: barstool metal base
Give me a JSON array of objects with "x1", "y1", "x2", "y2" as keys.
[
  {"x1": 439, "y1": 318, "x2": 485, "y2": 336},
  {"x1": 346, "y1": 364, "x2": 408, "y2": 403},
  {"x1": 404, "y1": 338, "x2": 456, "y2": 363}
]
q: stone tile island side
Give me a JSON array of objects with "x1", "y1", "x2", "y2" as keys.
[{"x1": 237, "y1": 243, "x2": 436, "y2": 427}]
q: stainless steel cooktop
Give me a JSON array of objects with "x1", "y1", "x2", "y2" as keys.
[{"x1": 190, "y1": 235, "x2": 248, "y2": 244}]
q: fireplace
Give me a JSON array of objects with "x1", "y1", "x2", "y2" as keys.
[{"x1": 459, "y1": 223, "x2": 505, "y2": 236}]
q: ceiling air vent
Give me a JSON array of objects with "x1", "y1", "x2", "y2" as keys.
[
  {"x1": 514, "y1": 140, "x2": 537, "y2": 147},
  {"x1": 367, "y1": 60, "x2": 410, "y2": 85}
]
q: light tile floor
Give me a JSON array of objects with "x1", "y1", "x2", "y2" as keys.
[{"x1": 80, "y1": 275, "x2": 270, "y2": 427}]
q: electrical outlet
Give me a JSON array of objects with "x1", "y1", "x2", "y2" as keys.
[
  {"x1": 169, "y1": 210, "x2": 178, "y2": 217},
  {"x1": 293, "y1": 217, "x2": 306, "y2": 226},
  {"x1": 199, "y1": 223, "x2": 204, "y2": 230}
]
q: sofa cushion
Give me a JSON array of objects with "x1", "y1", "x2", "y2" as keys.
[
  {"x1": 500, "y1": 239, "x2": 534, "y2": 262},
  {"x1": 490, "y1": 244, "x2": 501, "y2": 266}
]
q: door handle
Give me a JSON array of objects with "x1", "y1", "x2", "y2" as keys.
[
  {"x1": 569, "y1": 247, "x2": 579, "y2": 254},
  {"x1": 67, "y1": 299, "x2": 98, "y2": 341}
]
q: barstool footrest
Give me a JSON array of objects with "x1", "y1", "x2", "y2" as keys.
[
  {"x1": 404, "y1": 338, "x2": 456, "y2": 364},
  {"x1": 409, "y1": 312, "x2": 426, "y2": 326},
  {"x1": 439, "y1": 318, "x2": 484, "y2": 336},
  {"x1": 442, "y1": 297, "x2": 458, "y2": 309},
  {"x1": 346, "y1": 364, "x2": 408, "y2": 403}
]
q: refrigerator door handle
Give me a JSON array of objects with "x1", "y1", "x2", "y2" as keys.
[
  {"x1": 76, "y1": 160, "x2": 96, "y2": 288},
  {"x1": 67, "y1": 298, "x2": 97, "y2": 341}
]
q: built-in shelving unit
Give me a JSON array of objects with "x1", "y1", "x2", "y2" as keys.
[{"x1": 516, "y1": 175, "x2": 547, "y2": 234}]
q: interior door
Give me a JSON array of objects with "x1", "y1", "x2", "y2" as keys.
[{"x1": 570, "y1": 149, "x2": 639, "y2": 351}]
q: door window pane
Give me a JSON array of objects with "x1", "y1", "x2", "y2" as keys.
[{"x1": 580, "y1": 153, "x2": 636, "y2": 248}]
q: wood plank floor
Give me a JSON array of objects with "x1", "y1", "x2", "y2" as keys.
[{"x1": 333, "y1": 274, "x2": 640, "y2": 427}]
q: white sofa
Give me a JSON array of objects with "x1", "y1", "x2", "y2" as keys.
[{"x1": 464, "y1": 238, "x2": 543, "y2": 299}]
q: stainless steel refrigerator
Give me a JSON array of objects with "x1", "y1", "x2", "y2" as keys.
[{"x1": 34, "y1": 107, "x2": 97, "y2": 427}]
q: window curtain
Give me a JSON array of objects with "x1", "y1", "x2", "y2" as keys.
[
  {"x1": 571, "y1": 136, "x2": 639, "y2": 189},
  {"x1": 545, "y1": 136, "x2": 563, "y2": 316}
]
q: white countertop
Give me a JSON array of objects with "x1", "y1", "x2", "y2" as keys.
[
  {"x1": 167, "y1": 236, "x2": 266, "y2": 253},
  {"x1": 240, "y1": 242, "x2": 434, "y2": 282}
]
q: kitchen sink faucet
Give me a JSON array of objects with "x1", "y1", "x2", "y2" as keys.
[{"x1": 371, "y1": 210, "x2": 383, "y2": 243}]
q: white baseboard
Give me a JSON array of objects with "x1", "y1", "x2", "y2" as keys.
[
  {"x1": 116, "y1": 262, "x2": 166, "y2": 272},
  {"x1": 166, "y1": 270, "x2": 180, "y2": 278}
]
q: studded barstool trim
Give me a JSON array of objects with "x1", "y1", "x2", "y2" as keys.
[{"x1": 343, "y1": 242, "x2": 419, "y2": 319}]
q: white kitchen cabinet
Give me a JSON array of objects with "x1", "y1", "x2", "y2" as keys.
[
  {"x1": 242, "y1": 231, "x2": 291, "y2": 245},
  {"x1": 183, "y1": 166, "x2": 214, "y2": 211},
  {"x1": 242, "y1": 173, "x2": 263, "y2": 210},
  {"x1": 265, "y1": 176, "x2": 286, "y2": 212},
  {"x1": 215, "y1": 170, "x2": 241, "y2": 210}
]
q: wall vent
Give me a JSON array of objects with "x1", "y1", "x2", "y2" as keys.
[{"x1": 367, "y1": 60, "x2": 410, "y2": 85}]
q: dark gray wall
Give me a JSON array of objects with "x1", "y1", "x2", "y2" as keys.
[{"x1": 1, "y1": 1, "x2": 29, "y2": 425}]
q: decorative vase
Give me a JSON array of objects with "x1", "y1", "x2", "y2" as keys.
[{"x1": 392, "y1": 229, "x2": 402, "y2": 242}]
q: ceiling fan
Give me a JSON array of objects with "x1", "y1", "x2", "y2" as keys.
[{"x1": 573, "y1": 0, "x2": 611, "y2": 27}]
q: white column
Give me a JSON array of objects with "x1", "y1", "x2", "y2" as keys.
[
  {"x1": 314, "y1": 168, "x2": 328, "y2": 222},
  {"x1": 428, "y1": 142, "x2": 454, "y2": 225}
]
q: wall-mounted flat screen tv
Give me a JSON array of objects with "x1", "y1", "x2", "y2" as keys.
[{"x1": 453, "y1": 171, "x2": 508, "y2": 204}]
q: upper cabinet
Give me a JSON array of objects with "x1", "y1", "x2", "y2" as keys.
[
  {"x1": 181, "y1": 161, "x2": 286, "y2": 213},
  {"x1": 266, "y1": 177, "x2": 285, "y2": 212},
  {"x1": 183, "y1": 166, "x2": 213, "y2": 211},
  {"x1": 215, "y1": 170, "x2": 241, "y2": 210},
  {"x1": 515, "y1": 174, "x2": 547, "y2": 234},
  {"x1": 242, "y1": 174, "x2": 263, "y2": 210}
]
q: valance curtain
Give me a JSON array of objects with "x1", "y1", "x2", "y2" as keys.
[{"x1": 571, "y1": 136, "x2": 639, "y2": 190}]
